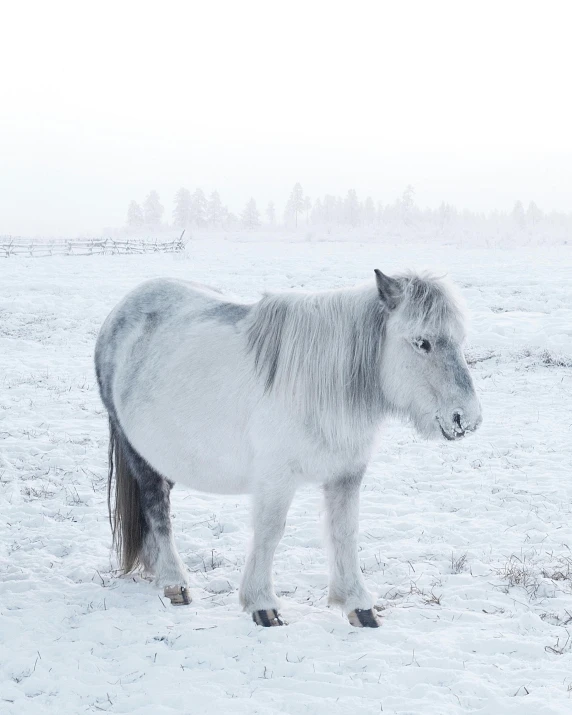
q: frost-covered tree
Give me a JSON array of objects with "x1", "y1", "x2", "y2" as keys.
[
  {"x1": 189, "y1": 188, "x2": 207, "y2": 227},
  {"x1": 526, "y1": 201, "x2": 543, "y2": 227},
  {"x1": 344, "y1": 189, "x2": 360, "y2": 227},
  {"x1": 284, "y1": 182, "x2": 306, "y2": 227},
  {"x1": 224, "y1": 210, "x2": 238, "y2": 229},
  {"x1": 143, "y1": 191, "x2": 164, "y2": 227},
  {"x1": 335, "y1": 196, "x2": 344, "y2": 224},
  {"x1": 127, "y1": 200, "x2": 144, "y2": 229},
  {"x1": 206, "y1": 190, "x2": 224, "y2": 228},
  {"x1": 322, "y1": 195, "x2": 337, "y2": 225},
  {"x1": 511, "y1": 200, "x2": 526, "y2": 229},
  {"x1": 363, "y1": 196, "x2": 375, "y2": 225},
  {"x1": 438, "y1": 202, "x2": 453, "y2": 230},
  {"x1": 311, "y1": 198, "x2": 323, "y2": 224},
  {"x1": 266, "y1": 201, "x2": 276, "y2": 225},
  {"x1": 303, "y1": 196, "x2": 312, "y2": 223},
  {"x1": 220, "y1": 205, "x2": 230, "y2": 226},
  {"x1": 173, "y1": 188, "x2": 192, "y2": 229},
  {"x1": 241, "y1": 198, "x2": 260, "y2": 229},
  {"x1": 400, "y1": 185, "x2": 415, "y2": 225}
]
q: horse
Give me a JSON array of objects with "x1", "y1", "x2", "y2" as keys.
[{"x1": 94, "y1": 269, "x2": 482, "y2": 628}]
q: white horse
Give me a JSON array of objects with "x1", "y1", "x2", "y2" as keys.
[{"x1": 95, "y1": 269, "x2": 482, "y2": 627}]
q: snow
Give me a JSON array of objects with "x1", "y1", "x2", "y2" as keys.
[{"x1": 1, "y1": 239, "x2": 572, "y2": 714}]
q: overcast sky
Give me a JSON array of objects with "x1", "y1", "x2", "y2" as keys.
[{"x1": 1, "y1": 0, "x2": 571, "y2": 236}]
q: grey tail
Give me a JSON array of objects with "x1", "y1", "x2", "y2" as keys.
[{"x1": 107, "y1": 418, "x2": 144, "y2": 573}]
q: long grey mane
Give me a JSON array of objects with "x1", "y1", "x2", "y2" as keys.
[
  {"x1": 248, "y1": 284, "x2": 387, "y2": 406},
  {"x1": 246, "y1": 274, "x2": 464, "y2": 448}
]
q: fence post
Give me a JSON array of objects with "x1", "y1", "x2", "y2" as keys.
[{"x1": 1, "y1": 237, "x2": 193, "y2": 257}]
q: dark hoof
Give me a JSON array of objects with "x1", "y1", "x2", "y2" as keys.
[
  {"x1": 164, "y1": 585, "x2": 192, "y2": 606},
  {"x1": 252, "y1": 609, "x2": 287, "y2": 627},
  {"x1": 348, "y1": 608, "x2": 381, "y2": 628}
]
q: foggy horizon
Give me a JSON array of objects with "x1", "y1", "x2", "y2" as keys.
[{"x1": 2, "y1": 0, "x2": 571, "y2": 237}]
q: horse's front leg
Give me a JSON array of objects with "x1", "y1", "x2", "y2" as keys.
[
  {"x1": 239, "y1": 478, "x2": 296, "y2": 627},
  {"x1": 324, "y1": 474, "x2": 380, "y2": 627}
]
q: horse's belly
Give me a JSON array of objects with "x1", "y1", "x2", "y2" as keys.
[
  {"x1": 166, "y1": 458, "x2": 252, "y2": 494},
  {"x1": 129, "y1": 434, "x2": 254, "y2": 494},
  {"x1": 124, "y1": 410, "x2": 255, "y2": 494}
]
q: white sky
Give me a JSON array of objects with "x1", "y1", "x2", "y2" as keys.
[{"x1": 1, "y1": 0, "x2": 571, "y2": 236}]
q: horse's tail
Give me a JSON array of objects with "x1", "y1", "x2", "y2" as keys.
[{"x1": 107, "y1": 418, "x2": 144, "y2": 573}]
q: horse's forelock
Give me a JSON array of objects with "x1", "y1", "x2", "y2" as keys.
[{"x1": 395, "y1": 273, "x2": 466, "y2": 338}]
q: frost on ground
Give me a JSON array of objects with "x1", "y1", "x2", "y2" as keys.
[{"x1": 1, "y1": 241, "x2": 572, "y2": 714}]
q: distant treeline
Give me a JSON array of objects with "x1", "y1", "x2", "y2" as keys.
[{"x1": 123, "y1": 184, "x2": 572, "y2": 240}]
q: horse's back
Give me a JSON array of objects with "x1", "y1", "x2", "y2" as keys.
[
  {"x1": 95, "y1": 278, "x2": 259, "y2": 490},
  {"x1": 104, "y1": 277, "x2": 226, "y2": 324},
  {"x1": 97, "y1": 278, "x2": 211, "y2": 383},
  {"x1": 96, "y1": 277, "x2": 252, "y2": 398}
]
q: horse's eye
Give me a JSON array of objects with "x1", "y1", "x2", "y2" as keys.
[{"x1": 414, "y1": 338, "x2": 432, "y2": 353}]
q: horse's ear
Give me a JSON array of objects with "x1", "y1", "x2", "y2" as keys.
[{"x1": 374, "y1": 269, "x2": 399, "y2": 310}]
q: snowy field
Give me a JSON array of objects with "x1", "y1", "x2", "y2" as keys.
[{"x1": 2, "y1": 239, "x2": 572, "y2": 714}]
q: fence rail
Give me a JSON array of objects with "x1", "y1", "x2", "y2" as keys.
[{"x1": 0, "y1": 235, "x2": 186, "y2": 258}]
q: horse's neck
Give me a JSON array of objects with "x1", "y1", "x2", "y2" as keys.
[{"x1": 255, "y1": 286, "x2": 387, "y2": 450}]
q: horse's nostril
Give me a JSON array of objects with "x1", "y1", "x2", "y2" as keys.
[{"x1": 452, "y1": 411, "x2": 464, "y2": 434}]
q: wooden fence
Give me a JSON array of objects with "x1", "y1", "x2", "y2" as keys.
[{"x1": 0, "y1": 234, "x2": 186, "y2": 258}]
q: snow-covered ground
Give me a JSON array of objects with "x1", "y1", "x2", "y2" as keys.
[{"x1": 1, "y1": 240, "x2": 572, "y2": 714}]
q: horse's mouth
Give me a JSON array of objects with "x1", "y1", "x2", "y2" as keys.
[{"x1": 437, "y1": 419, "x2": 465, "y2": 441}]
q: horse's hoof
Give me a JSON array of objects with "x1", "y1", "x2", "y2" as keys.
[
  {"x1": 164, "y1": 585, "x2": 192, "y2": 606},
  {"x1": 252, "y1": 609, "x2": 287, "y2": 627},
  {"x1": 348, "y1": 608, "x2": 381, "y2": 628}
]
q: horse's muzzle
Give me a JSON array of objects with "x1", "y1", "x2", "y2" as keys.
[{"x1": 438, "y1": 409, "x2": 482, "y2": 441}]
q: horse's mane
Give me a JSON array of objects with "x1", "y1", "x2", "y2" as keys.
[
  {"x1": 396, "y1": 272, "x2": 465, "y2": 337},
  {"x1": 246, "y1": 274, "x2": 464, "y2": 447}
]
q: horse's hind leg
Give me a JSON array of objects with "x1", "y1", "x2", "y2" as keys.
[
  {"x1": 117, "y1": 433, "x2": 191, "y2": 605},
  {"x1": 138, "y1": 476, "x2": 191, "y2": 606}
]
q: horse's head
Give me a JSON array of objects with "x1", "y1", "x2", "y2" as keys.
[{"x1": 375, "y1": 269, "x2": 482, "y2": 441}]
